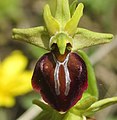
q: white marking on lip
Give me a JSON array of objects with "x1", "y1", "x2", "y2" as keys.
[
  {"x1": 54, "y1": 61, "x2": 60, "y2": 95},
  {"x1": 53, "y1": 53, "x2": 71, "y2": 96}
]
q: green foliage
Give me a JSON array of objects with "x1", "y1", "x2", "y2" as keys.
[
  {"x1": 83, "y1": 0, "x2": 115, "y2": 14},
  {"x1": 0, "y1": 0, "x2": 23, "y2": 21}
]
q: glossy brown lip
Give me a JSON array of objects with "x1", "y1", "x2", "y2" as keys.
[{"x1": 32, "y1": 51, "x2": 88, "y2": 111}]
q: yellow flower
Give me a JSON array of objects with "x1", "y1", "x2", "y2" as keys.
[{"x1": 0, "y1": 50, "x2": 32, "y2": 107}]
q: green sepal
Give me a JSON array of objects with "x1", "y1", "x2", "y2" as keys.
[
  {"x1": 55, "y1": 0, "x2": 70, "y2": 29},
  {"x1": 12, "y1": 26, "x2": 50, "y2": 50},
  {"x1": 43, "y1": 4, "x2": 60, "y2": 35},
  {"x1": 70, "y1": 0, "x2": 79, "y2": 16},
  {"x1": 84, "y1": 97, "x2": 117, "y2": 116},
  {"x1": 78, "y1": 50, "x2": 99, "y2": 98},
  {"x1": 64, "y1": 3, "x2": 84, "y2": 36},
  {"x1": 49, "y1": 32, "x2": 73, "y2": 54},
  {"x1": 73, "y1": 28, "x2": 114, "y2": 51}
]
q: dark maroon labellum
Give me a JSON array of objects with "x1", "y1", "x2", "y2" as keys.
[{"x1": 32, "y1": 51, "x2": 88, "y2": 112}]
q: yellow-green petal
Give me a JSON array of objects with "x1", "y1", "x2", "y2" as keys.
[
  {"x1": 64, "y1": 3, "x2": 84, "y2": 36},
  {"x1": 43, "y1": 4, "x2": 60, "y2": 35}
]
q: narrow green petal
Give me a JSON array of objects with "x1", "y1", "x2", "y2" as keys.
[
  {"x1": 84, "y1": 97, "x2": 117, "y2": 116},
  {"x1": 12, "y1": 26, "x2": 50, "y2": 50},
  {"x1": 64, "y1": 3, "x2": 84, "y2": 36},
  {"x1": 78, "y1": 50, "x2": 99, "y2": 98},
  {"x1": 55, "y1": 0, "x2": 70, "y2": 29},
  {"x1": 43, "y1": 4, "x2": 60, "y2": 35},
  {"x1": 73, "y1": 28, "x2": 114, "y2": 50}
]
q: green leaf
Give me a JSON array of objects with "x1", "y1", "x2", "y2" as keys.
[
  {"x1": 12, "y1": 26, "x2": 50, "y2": 50},
  {"x1": 73, "y1": 28, "x2": 113, "y2": 50},
  {"x1": 0, "y1": 0, "x2": 24, "y2": 21},
  {"x1": 55, "y1": 0, "x2": 70, "y2": 29},
  {"x1": 84, "y1": 97, "x2": 117, "y2": 116},
  {"x1": 43, "y1": 4, "x2": 60, "y2": 35},
  {"x1": 64, "y1": 3, "x2": 84, "y2": 36},
  {"x1": 78, "y1": 50, "x2": 99, "y2": 98}
]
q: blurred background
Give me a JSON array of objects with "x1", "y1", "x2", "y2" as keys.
[{"x1": 0, "y1": 0, "x2": 117, "y2": 120}]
